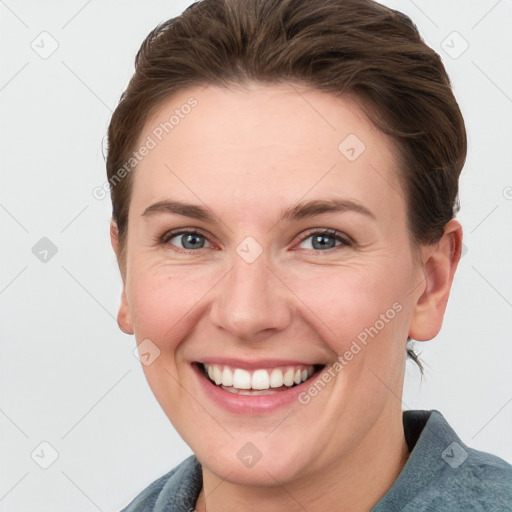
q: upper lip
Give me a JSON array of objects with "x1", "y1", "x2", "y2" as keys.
[{"x1": 195, "y1": 358, "x2": 327, "y2": 370}]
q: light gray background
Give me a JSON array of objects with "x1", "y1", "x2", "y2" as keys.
[{"x1": 1, "y1": 0, "x2": 511, "y2": 510}]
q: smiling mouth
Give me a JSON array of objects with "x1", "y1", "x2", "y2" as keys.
[{"x1": 197, "y1": 362, "x2": 325, "y2": 396}]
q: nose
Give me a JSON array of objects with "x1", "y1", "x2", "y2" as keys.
[{"x1": 209, "y1": 249, "x2": 293, "y2": 342}]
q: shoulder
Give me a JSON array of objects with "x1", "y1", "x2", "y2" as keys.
[
  {"x1": 415, "y1": 444, "x2": 512, "y2": 511},
  {"x1": 434, "y1": 440, "x2": 512, "y2": 510},
  {"x1": 120, "y1": 455, "x2": 202, "y2": 512},
  {"x1": 374, "y1": 410, "x2": 512, "y2": 512}
]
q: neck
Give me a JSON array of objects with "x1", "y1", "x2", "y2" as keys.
[{"x1": 195, "y1": 406, "x2": 410, "y2": 512}]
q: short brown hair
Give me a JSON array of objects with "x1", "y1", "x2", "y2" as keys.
[{"x1": 106, "y1": 0, "x2": 467, "y2": 369}]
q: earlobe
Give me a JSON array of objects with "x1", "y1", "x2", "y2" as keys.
[
  {"x1": 408, "y1": 219, "x2": 463, "y2": 341},
  {"x1": 110, "y1": 219, "x2": 134, "y2": 335},
  {"x1": 117, "y1": 288, "x2": 134, "y2": 335}
]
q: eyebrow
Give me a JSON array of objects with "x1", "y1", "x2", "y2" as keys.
[{"x1": 141, "y1": 197, "x2": 376, "y2": 222}]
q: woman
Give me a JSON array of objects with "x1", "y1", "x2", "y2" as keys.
[{"x1": 105, "y1": 0, "x2": 512, "y2": 510}]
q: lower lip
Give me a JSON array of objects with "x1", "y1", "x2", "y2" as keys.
[{"x1": 192, "y1": 363, "x2": 320, "y2": 414}]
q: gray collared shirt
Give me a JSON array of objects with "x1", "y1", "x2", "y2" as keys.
[{"x1": 121, "y1": 410, "x2": 512, "y2": 511}]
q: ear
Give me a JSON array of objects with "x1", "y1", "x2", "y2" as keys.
[
  {"x1": 408, "y1": 219, "x2": 463, "y2": 341},
  {"x1": 110, "y1": 220, "x2": 133, "y2": 335},
  {"x1": 110, "y1": 219, "x2": 120, "y2": 258}
]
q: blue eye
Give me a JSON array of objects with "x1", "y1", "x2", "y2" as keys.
[
  {"x1": 298, "y1": 230, "x2": 352, "y2": 251},
  {"x1": 163, "y1": 230, "x2": 211, "y2": 251},
  {"x1": 160, "y1": 228, "x2": 352, "y2": 253}
]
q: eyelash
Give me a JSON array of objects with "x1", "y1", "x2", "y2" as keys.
[
  {"x1": 298, "y1": 229, "x2": 354, "y2": 250},
  {"x1": 159, "y1": 228, "x2": 354, "y2": 254}
]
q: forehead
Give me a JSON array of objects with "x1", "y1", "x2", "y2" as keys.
[{"x1": 131, "y1": 83, "x2": 406, "y2": 223}]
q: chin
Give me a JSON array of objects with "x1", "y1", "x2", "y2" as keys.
[{"x1": 193, "y1": 435, "x2": 317, "y2": 487}]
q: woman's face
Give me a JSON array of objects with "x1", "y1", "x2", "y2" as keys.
[{"x1": 116, "y1": 84, "x2": 430, "y2": 485}]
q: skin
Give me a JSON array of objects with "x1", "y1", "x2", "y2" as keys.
[{"x1": 110, "y1": 83, "x2": 462, "y2": 512}]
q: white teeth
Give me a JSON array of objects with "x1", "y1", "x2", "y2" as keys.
[
  {"x1": 221, "y1": 366, "x2": 233, "y2": 387},
  {"x1": 221, "y1": 385, "x2": 279, "y2": 396},
  {"x1": 252, "y1": 369, "x2": 270, "y2": 390},
  {"x1": 270, "y1": 368, "x2": 284, "y2": 388},
  {"x1": 233, "y1": 368, "x2": 252, "y2": 389},
  {"x1": 203, "y1": 363, "x2": 317, "y2": 391},
  {"x1": 283, "y1": 368, "x2": 294, "y2": 386},
  {"x1": 213, "y1": 365, "x2": 222, "y2": 385}
]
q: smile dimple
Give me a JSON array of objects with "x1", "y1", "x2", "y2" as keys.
[{"x1": 201, "y1": 363, "x2": 321, "y2": 395}]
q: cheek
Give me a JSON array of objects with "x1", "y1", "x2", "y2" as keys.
[
  {"x1": 127, "y1": 265, "x2": 218, "y2": 419},
  {"x1": 287, "y1": 255, "x2": 413, "y2": 357},
  {"x1": 128, "y1": 263, "x2": 215, "y2": 355}
]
